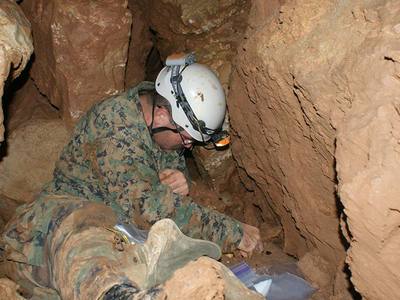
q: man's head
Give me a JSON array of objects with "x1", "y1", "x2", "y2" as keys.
[
  {"x1": 155, "y1": 61, "x2": 227, "y2": 143},
  {"x1": 141, "y1": 91, "x2": 195, "y2": 151}
]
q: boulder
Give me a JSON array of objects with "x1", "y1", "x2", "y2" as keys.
[
  {"x1": 0, "y1": 0, "x2": 33, "y2": 142},
  {"x1": 0, "y1": 79, "x2": 69, "y2": 203},
  {"x1": 20, "y1": 0, "x2": 132, "y2": 125}
]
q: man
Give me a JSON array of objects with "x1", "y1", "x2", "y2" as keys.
[{"x1": 1, "y1": 54, "x2": 262, "y2": 299}]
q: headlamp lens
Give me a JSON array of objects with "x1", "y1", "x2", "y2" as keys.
[{"x1": 211, "y1": 131, "x2": 230, "y2": 148}]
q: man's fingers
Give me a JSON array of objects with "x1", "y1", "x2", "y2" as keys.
[
  {"x1": 159, "y1": 169, "x2": 189, "y2": 196},
  {"x1": 159, "y1": 169, "x2": 174, "y2": 181},
  {"x1": 255, "y1": 240, "x2": 264, "y2": 253},
  {"x1": 239, "y1": 250, "x2": 248, "y2": 258},
  {"x1": 160, "y1": 175, "x2": 177, "y2": 186},
  {"x1": 173, "y1": 185, "x2": 189, "y2": 196}
]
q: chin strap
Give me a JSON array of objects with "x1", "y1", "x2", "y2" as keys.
[
  {"x1": 148, "y1": 94, "x2": 181, "y2": 136},
  {"x1": 151, "y1": 126, "x2": 179, "y2": 135}
]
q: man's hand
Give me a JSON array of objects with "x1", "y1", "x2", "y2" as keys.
[
  {"x1": 238, "y1": 223, "x2": 263, "y2": 257},
  {"x1": 159, "y1": 169, "x2": 189, "y2": 196}
]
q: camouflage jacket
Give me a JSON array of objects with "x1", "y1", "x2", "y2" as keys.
[{"x1": 42, "y1": 82, "x2": 243, "y2": 252}]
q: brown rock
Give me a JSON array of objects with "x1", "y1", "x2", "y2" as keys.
[
  {"x1": 0, "y1": 0, "x2": 33, "y2": 143},
  {"x1": 162, "y1": 257, "x2": 225, "y2": 300},
  {"x1": 20, "y1": 0, "x2": 133, "y2": 125},
  {"x1": 0, "y1": 118, "x2": 69, "y2": 203},
  {"x1": 0, "y1": 278, "x2": 25, "y2": 300},
  {"x1": 0, "y1": 194, "x2": 23, "y2": 232},
  {"x1": 0, "y1": 78, "x2": 68, "y2": 204},
  {"x1": 0, "y1": 80, "x2": 69, "y2": 203},
  {"x1": 125, "y1": 0, "x2": 153, "y2": 88},
  {"x1": 336, "y1": 1, "x2": 400, "y2": 296},
  {"x1": 161, "y1": 257, "x2": 263, "y2": 300},
  {"x1": 298, "y1": 251, "x2": 332, "y2": 298},
  {"x1": 229, "y1": 0, "x2": 343, "y2": 270},
  {"x1": 6, "y1": 79, "x2": 58, "y2": 133},
  {"x1": 227, "y1": 0, "x2": 400, "y2": 298}
]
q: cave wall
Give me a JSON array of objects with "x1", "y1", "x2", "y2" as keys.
[
  {"x1": 0, "y1": 79, "x2": 69, "y2": 204},
  {"x1": 228, "y1": 0, "x2": 400, "y2": 298},
  {"x1": 125, "y1": 0, "x2": 153, "y2": 88},
  {"x1": 20, "y1": 0, "x2": 133, "y2": 126},
  {"x1": 0, "y1": 0, "x2": 398, "y2": 298},
  {"x1": 335, "y1": 1, "x2": 400, "y2": 299},
  {"x1": 0, "y1": 0, "x2": 33, "y2": 143}
]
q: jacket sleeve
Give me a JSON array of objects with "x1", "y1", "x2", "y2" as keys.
[{"x1": 94, "y1": 123, "x2": 243, "y2": 252}]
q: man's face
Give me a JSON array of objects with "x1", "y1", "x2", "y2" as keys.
[
  {"x1": 152, "y1": 106, "x2": 194, "y2": 151},
  {"x1": 153, "y1": 128, "x2": 194, "y2": 151}
]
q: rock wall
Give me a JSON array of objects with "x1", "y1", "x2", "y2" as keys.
[
  {"x1": 0, "y1": 0, "x2": 33, "y2": 143},
  {"x1": 20, "y1": 0, "x2": 133, "y2": 125},
  {"x1": 228, "y1": 0, "x2": 400, "y2": 298},
  {"x1": 0, "y1": 278, "x2": 25, "y2": 300},
  {"x1": 1, "y1": 1, "x2": 398, "y2": 298},
  {"x1": 335, "y1": 1, "x2": 400, "y2": 299},
  {"x1": 0, "y1": 79, "x2": 69, "y2": 204},
  {"x1": 125, "y1": 0, "x2": 153, "y2": 88}
]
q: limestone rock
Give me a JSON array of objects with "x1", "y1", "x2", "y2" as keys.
[
  {"x1": 0, "y1": 194, "x2": 23, "y2": 232},
  {"x1": 0, "y1": 117, "x2": 69, "y2": 203},
  {"x1": 298, "y1": 251, "x2": 333, "y2": 299},
  {"x1": 335, "y1": 1, "x2": 400, "y2": 298},
  {"x1": 161, "y1": 257, "x2": 263, "y2": 300},
  {"x1": 229, "y1": 0, "x2": 344, "y2": 268},
  {"x1": 0, "y1": 0, "x2": 33, "y2": 143},
  {"x1": 0, "y1": 79, "x2": 69, "y2": 203},
  {"x1": 20, "y1": 0, "x2": 132, "y2": 125},
  {"x1": 125, "y1": 0, "x2": 153, "y2": 88},
  {"x1": 0, "y1": 278, "x2": 25, "y2": 300},
  {"x1": 228, "y1": 0, "x2": 400, "y2": 298},
  {"x1": 141, "y1": 0, "x2": 250, "y2": 73},
  {"x1": 6, "y1": 79, "x2": 58, "y2": 133}
]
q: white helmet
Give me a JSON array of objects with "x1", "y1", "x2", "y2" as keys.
[{"x1": 155, "y1": 60, "x2": 226, "y2": 142}]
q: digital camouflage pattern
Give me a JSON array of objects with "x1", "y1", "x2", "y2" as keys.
[
  {"x1": 1, "y1": 81, "x2": 243, "y2": 298},
  {"x1": 3, "y1": 198, "x2": 248, "y2": 300},
  {"x1": 43, "y1": 81, "x2": 242, "y2": 252}
]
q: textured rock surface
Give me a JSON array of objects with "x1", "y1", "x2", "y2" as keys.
[
  {"x1": 0, "y1": 0, "x2": 33, "y2": 142},
  {"x1": 162, "y1": 257, "x2": 263, "y2": 300},
  {"x1": 125, "y1": 0, "x2": 153, "y2": 88},
  {"x1": 0, "y1": 118, "x2": 68, "y2": 203},
  {"x1": 20, "y1": 0, "x2": 132, "y2": 125},
  {"x1": 335, "y1": 1, "x2": 400, "y2": 298},
  {"x1": 228, "y1": 0, "x2": 400, "y2": 298},
  {"x1": 0, "y1": 278, "x2": 25, "y2": 300},
  {"x1": 0, "y1": 79, "x2": 69, "y2": 203},
  {"x1": 140, "y1": 0, "x2": 250, "y2": 74},
  {"x1": 229, "y1": 0, "x2": 343, "y2": 267}
]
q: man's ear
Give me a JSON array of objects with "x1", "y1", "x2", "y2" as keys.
[{"x1": 153, "y1": 106, "x2": 171, "y2": 127}]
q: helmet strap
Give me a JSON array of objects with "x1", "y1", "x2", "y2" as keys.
[
  {"x1": 148, "y1": 93, "x2": 157, "y2": 137},
  {"x1": 150, "y1": 126, "x2": 179, "y2": 135}
]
